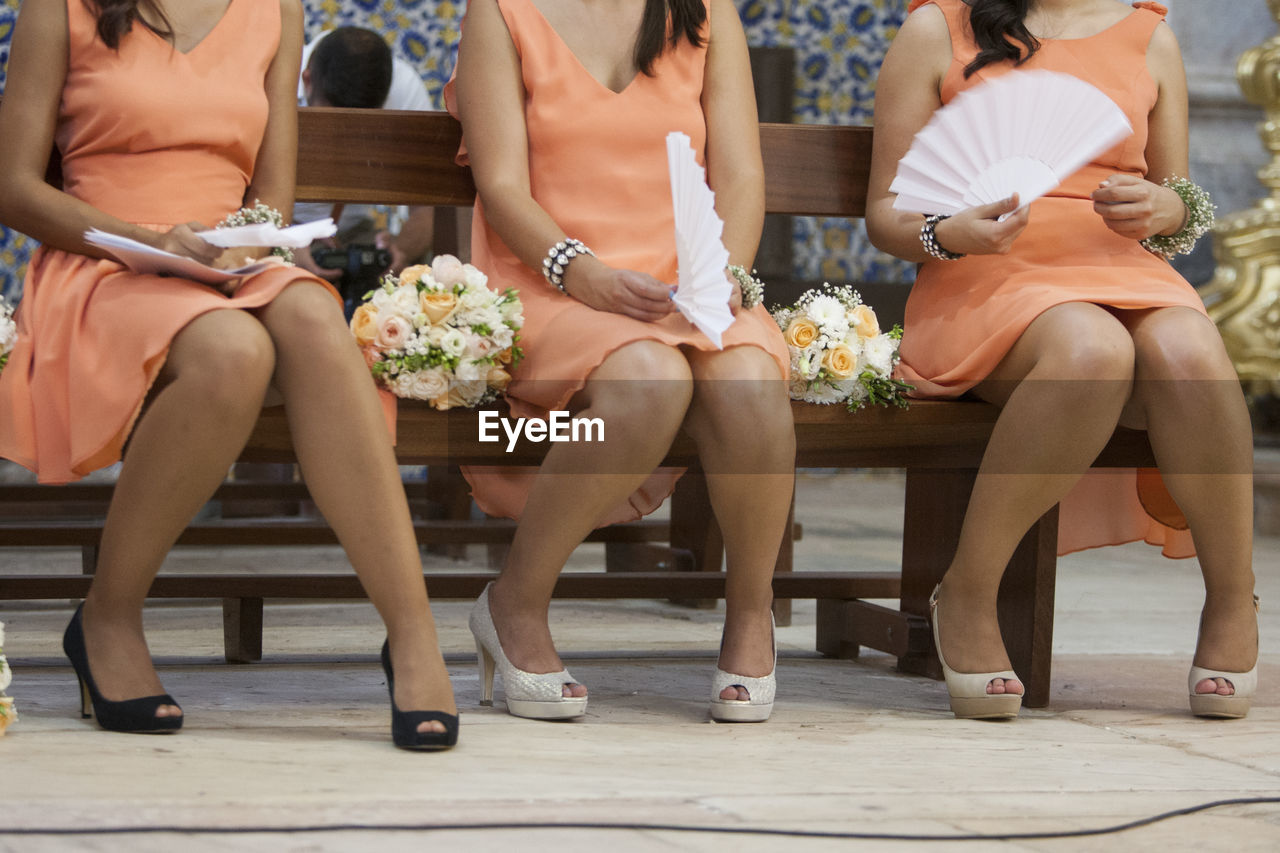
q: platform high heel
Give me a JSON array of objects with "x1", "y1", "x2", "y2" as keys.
[
  {"x1": 929, "y1": 585, "x2": 1021, "y2": 720},
  {"x1": 469, "y1": 583, "x2": 587, "y2": 720},
  {"x1": 1188, "y1": 595, "x2": 1260, "y2": 719},
  {"x1": 380, "y1": 640, "x2": 459, "y2": 750},
  {"x1": 62, "y1": 603, "x2": 183, "y2": 734},
  {"x1": 709, "y1": 614, "x2": 776, "y2": 723}
]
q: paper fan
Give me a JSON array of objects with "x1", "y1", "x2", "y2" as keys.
[
  {"x1": 667, "y1": 131, "x2": 733, "y2": 348},
  {"x1": 890, "y1": 70, "x2": 1132, "y2": 215}
]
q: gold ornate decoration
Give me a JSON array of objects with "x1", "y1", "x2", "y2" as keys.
[{"x1": 1203, "y1": 0, "x2": 1280, "y2": 395}]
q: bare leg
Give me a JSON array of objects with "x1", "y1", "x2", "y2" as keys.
[
  {"x1": 253, "y1": 283, "x2": 455, "y2": 727},
  {"x1": 683, "y1": 346, "x2": 793, "y2": 700},
  {"x1": 1120, "y1": 307, "x2": 1257, "y2": 694},
  {"x1": 938, "y1": 303, "x2": 1137, "y2": 694},
  {"x1": 83, "y1": 309, "x2": 275, "y2": 719},
  {"x1": 487, "y1": 341, "x2": 694, "y2": 695}
]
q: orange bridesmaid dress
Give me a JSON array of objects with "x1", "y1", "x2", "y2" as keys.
[
  {"x1": 445, "y1": 0, "x2": 789, "y2": 525},
  {"x1": 0, "y1": 0, "x2": 341, "y2": 484},
  {"x1": 897, "y1": 0, "x2": 1201, "y2": 557}
]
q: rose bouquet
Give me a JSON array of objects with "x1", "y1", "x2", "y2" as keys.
[
  {"x1": 350, "y1": 255, "x2": 523, "y2": 410},
  {"x1": 772, "y1": 284, "x2": 912, "y2": 410},
  {"x1": 0, "y1": 300, "x2": 16, "y2": 376},
  {"x1": 0, "y1": 621, "x2": 16, "y2": 736}
]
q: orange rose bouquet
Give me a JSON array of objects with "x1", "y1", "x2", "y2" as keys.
[
  {"x1": 350, "y1": 255, "x2": 523, "y2": 410},
  {"x1": 771, "y1": 284, "x2": 911, "y2": 410}
]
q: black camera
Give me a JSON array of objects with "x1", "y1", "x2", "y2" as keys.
[{"x1": 311, "y1": 244, "x2": 392, "y2": 315}]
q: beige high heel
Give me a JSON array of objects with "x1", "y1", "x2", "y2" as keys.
[
  {"x1": 1188, "y1": 595, "x2": 1260, "y2": 719},
  {"x1": 929, "y1": 585, "x2": 1022, "y2": 720},
  {"x1": 709, "y1": 614, "x2": 776, "y2": 723}
]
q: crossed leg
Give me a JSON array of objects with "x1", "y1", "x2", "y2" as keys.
[
  {"x1": 935, "y1": 302, "x2": 1138, "y2": 695},
  {"x1": 487, "y1": 340, "x2": 694, "y2": 697},
  {"x1": 254, "y1": 282, "x2": 456, "y2": 727},
  {"x1": 683, "y1": 346, "x2": 794, "y2": 700}
]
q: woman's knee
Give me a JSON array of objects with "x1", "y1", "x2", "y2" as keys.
[
  {"x1": 1131, "y1": 308, "x2": 1237, "y2": 382},
  {"x1": 259, "y1": 282, "x2": 351, "y2": 355},
  {"x1": 166, "y1": 311, "x2": 275, "y2": 404},
  {"x1": 584, "y1": 341, "x2": 693, "y2": 425},
  {"x1": 689, "y1": 347, "x2": 792, "y2": 438}
]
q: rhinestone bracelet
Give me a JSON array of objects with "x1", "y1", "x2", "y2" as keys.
[
  {"x1": 542, "y1": 238, "x2": 595, "y2": 293},
  {"x1": 920, "y1": 215, "x2": 965, "y2": 261},
  {"x1": 1140, "y1": 176, "x2": 1215, "y2": 260}
]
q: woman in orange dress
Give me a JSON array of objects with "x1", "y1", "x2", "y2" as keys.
[
  {"x1": 0, "y1": 0, "x2": 456, "y2": 748},
  {"x1": 867, "y1": 0, "x2": 1258, "y2": 719},
  {"x1": 449, "y1": 0, "x2": 792, "y2": 722}
]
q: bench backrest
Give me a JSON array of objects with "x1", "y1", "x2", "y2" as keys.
[{"x1": 296, "y1": 108, "x2": 873, "y2": 218}]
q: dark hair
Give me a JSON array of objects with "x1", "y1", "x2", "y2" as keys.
[
  {"x1": 83, "y1": 0, "x2": 172, "y2": 50},
  {"x1": 306, "y1": 27, "x2": 394, "y2": 108},
  {"x1": 964, "y1": 0, "x2": 1039, "y2": 77},
  {"x1": 635, "y1": 0, "x2": 707, "y2": 77}
]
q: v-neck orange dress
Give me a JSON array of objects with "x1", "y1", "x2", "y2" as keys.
[
  {"x1": 0, "y1": 0, "x2": 342, "y2": 484},
  {"x1": 445, "y1": 0, "x2": 789, "y2": 525},
  {"x1": 897, "y1": 0, "x2": 1199, "y2": 557}
]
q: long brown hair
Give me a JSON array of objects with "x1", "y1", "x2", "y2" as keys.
[
  {"x1": 635, "y1": 0, "x2": 707, "y2": 76},
  {"x1": 964, "y1": 0, "x2": 1039, "y2": 77},
  {"x1": 83, "y1": 0, "x2": 173, "y2": 50}
]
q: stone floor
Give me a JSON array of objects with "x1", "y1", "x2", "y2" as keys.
[{"x1": 1, "y1": 470, "x2": 1278, "y2": 851}]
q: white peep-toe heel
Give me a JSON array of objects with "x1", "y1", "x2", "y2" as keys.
[
  {"x1": 929, "y1": 585, "x2": 1021, "y2": 720},
  {"x1": 1188, "y1": 595, "x2": 1260, "y2": 719},
  {"x1": 468, "y1": 583, "x2": 587, "y2": 720},
  {"x1": 709, "y1": 615, "x2": 776, "y2": 723}
]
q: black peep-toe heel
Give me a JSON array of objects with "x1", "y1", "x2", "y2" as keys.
[
  {"x1": 62, "y1": 604, "x2": 183, "y2": 734},
  {"x1": 380, "y1": 639, "x2": 458, "y2": 750}
]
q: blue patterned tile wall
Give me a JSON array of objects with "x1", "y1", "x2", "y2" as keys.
[{"x1": 0, "y1": 0, "x2": 912, "y2": 303}]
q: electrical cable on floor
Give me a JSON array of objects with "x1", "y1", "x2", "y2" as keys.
[{"x1": 1, "y1": 795, "x2": 1277, "y2": 840}]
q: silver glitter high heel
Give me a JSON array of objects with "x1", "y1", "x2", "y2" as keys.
[
  {"x1": 468, "y1": 583, "x2": 587, "y2": 720},
  {"x1": 709, "y1": 614, "x2": 776, "y2": 723}
]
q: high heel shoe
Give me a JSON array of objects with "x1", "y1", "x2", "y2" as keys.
[
  {"x1": 62, "y1": 603, "x2": 183, "y2": 734},
  {"x1": 929, "y1": 585, "x2": 1021, "y2": 720},
  {"x1": 1188, "y1": 595, "x2": 1260, "y2": 719},
  {"x1": 709, "y1": 614, "x2": 776, "y2": 723},
  {"x1": 379, "y1": 640, "x2": 458, "y2": 750},
  {"x1": 468, "y1": 583, "x2": 587, "y2": 720}
]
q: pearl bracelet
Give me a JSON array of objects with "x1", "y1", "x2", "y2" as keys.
[
  {"x1": 920, "y1": 215, "x2": 965, "y2": 261},
  {"x1": 542, "y1": 238, "x2": 595, "y2": 293}
]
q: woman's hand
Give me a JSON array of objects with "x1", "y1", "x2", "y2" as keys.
[
  {"x1": 726, "y1": 270, "x2": 744, "y2": 316},
  {"x1": 1091, "y1": 174, "x2": 1186, "y2": 240},
  {"x1": 153, "y1": 223, "x2": 222, "y2": 266},
  {"x1": 933, "y1": 195, "x2": 1030, "y2": 256},
  {"x1": 563, "y1": 256, "x2": 675, "y2": 322},
  {"x1": 209, "y1": 245, "x2": 271, "y2": 271}
]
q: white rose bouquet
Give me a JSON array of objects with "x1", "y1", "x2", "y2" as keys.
[
  {"x1": 350, "y1": 255, "x2": 523, "y2": 410},
  {"x1": 771, "y1": 284, "x2": 912, "y2": 410},
  {"x1": 0, "y1": 621, "x2": 16, "y2": 736},
  {"x1": 0, "y1": 300, "x2": 16, "y2": 376}
]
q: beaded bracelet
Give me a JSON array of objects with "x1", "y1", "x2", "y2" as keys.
[
  {"x1": 218, "y1": 201, "x2": 295, "y2": 263},
  {"x1": 542, "y1": 238, "x2": 594, "y2": 293},
  {"x1": 920, "y1": 215, "x2": 965, "y2": 261},
  {"x1": 1140, "y1": 176, "x2": 1216, "y2": 260},
  {"x1": 726, "y1": 264, "x2": 765, "y2": 309}
]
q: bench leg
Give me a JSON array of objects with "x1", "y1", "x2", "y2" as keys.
[
  {"x1": 81, "y1": 545, "x2": 98, "y2": 575},
  {"x1": 222, "y1": 598, "x2": 263, "y2": 664}
]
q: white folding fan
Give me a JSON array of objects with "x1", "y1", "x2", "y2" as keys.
[
  {"x1": 667, "y1": 131, "x2": 733, "y2": 348},
  {"x1": 890, "y1": 70, "x2": 1132, "y2": 215}
]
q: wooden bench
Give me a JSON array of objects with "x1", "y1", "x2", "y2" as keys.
[{"x1": 0, "y1": 108, "x2": 1158, "y2": 707}]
